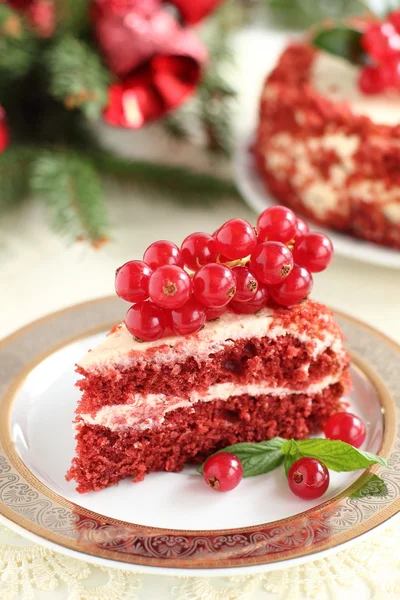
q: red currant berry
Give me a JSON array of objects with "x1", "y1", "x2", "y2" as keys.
[
  {"x1": 359, "y1": 65, "x2": 386, "y2": 94},
  {"x1": 324, "y1": 412, "x2": 366, "y2": 448},
  {"x1": 193, "y1": 263, "x2": 236, "y2": 308},
  {"x1": 257, "y1": 206, "x2": 297, "y2": 243},
  {"x1": 143, "y1": 240, "x2": 184, "y2": 270},
  {"x1": 214, "y1": 218, "x2": 257, "y2": 260},
  {"x1": 232, "y1": 266, "x2": 258, "y2": 302},
  {"x1": 288, "y1": 457, "x2": 329, "y2": 500},
  {"x1": 169, "y1": 296, "x2": 206, "y2": 336},
  {"x1": 181, "y1": 232, "x2": 217, "y2": 270},
  {"x1": 268, "y1": 264, "x2": 312, "y2": 307},
  {"x1": 293, "y1": 232, "x2": 334, "y2": 273},
  {"x1": 250, "y1": 241, "x2": 293, "y2": 285},
  {"x1": 202, "y1": 452, "x2": 243, "y2": 492},
  {"x1": 362, "y1": 22, "x2": 400, "y2": 61},
  {"x1": 205, "y1": 305, "x2": 226, "y2": 320},
  {"x1": 389, "y1": 10, "x2": 400, "y2": 33},
  {"x1": 230, "y1": 285, "x2": 268, "y2": 314},
  {"x1": 294, "y1": 218, "x2": 309, "y2": 241},
  {"x1": 115, "y1": 260, "x2": 152, "y2": 303},
  {"x1": 380, "y1": 56, "x2": 400, "y2": 89},
  {"x1": 149, "y1": 265, "x2": 191, "y2": 309},
  {"x1": 125, "y1": 301, "x2": 166, "y2": 342}
]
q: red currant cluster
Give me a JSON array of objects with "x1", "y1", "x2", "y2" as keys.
[
  {"x1": 359, "y1": 11, "x2": 400, "y2": 94},
  {"x1": 203, "y1": 412, "x2": 366, "y2": 498},
  {"x1": 115, "y1": 206, "x2": 334, "y2": 342}
]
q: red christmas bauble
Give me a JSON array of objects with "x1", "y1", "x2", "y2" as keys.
[
  {"x1": 94, "y1": 0, "x2": 207, "y2": 127},
  {"x1": 166, "y1": 0, "x2": 224, "y2": 25},
  {"x1": 6, "y1": 0, "x2": 55, "y2": 37},
  {"x1": 0, "y1": 108, "x2": 10, "y2": 154}
]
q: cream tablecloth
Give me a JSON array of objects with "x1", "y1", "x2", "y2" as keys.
[{"x1": 1, "y1": 28, "x2": 400, "y2": 600}]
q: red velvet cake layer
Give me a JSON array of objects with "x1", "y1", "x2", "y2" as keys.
[
  {"x1": 67, "y1": 377, "x2": 349, "y2": 493},
  {"x1": 254, "y1": 43, "x2": 400, "y2": 249},
  {"x1": 76, "y1": 335, "x2": 346, "y2": 414}
]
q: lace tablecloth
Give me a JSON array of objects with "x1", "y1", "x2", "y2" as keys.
[{"x1": 1, "y1": 519, "x2": 399, "y2": 599}]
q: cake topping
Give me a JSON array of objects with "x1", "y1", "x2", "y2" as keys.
[
  {"x1": 115, "y1": 206, "x2": 334, "y2": 342},
  {"x1": 312, "y1": 10, "x2": 400, "y2": 96}
]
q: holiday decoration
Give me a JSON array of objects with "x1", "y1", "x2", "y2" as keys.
[
  {"x1": 0, "y1": 0, "x2": 238, "y2": 245},
  {"x1": 312, "y1": 8, "x2": 400, "y2": 94}
]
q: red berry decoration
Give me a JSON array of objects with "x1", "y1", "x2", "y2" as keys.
[
  {"x1": 193, "y1": 263, "x2": 236, "y2": 308},
  {"x1": 125, "y1": 301, "x2": 166, "y2": 342},
  {"x1": 324, "y1": 412, "x2": 366, "y2": 448},
  {"x1": 169, "y1": 296, "x2": 206, "y2": 336},
  {"x1": 257, "y1": 206, "x2": 297, "y2": 243},
  {"x1": 205, "y1": 305, "x2": 226, "y2": 320},
  {"x1": 269, "y1": 264, "x2": 312, "y2": 307},
  {"x1": 294, "y1": 218, "x2": 309, "y2": 241},
  {"x1": 202, "y1": 452, "x2": 243, "y2": 492},
  {"x1": 181, "y1": 232, "x2": 217, "y2": 270},
  {"x1": 149, "y1": 265, "x2": 191, "y2": 309},
  {"x1": 288, "y1": 457, "x2": 329, "y2": 500},
  {"x1": 115, "y1": 260, "x2": 152, "y2": 303},
  {"x1": 362, "y1": 22, "x2": 400, "y2": 61},
  {"x1": 250, "y1": 241, "x2": 293, "y2": 285},
  {"x1": 230, "y1": 285, "x2": 268, "y2": 314},
  {"x1": 389, "y1": 10, "x2": 400, "y2": 32},
  {"x1": 293, "y1": 232, "x2": 334, "y2": 273},
  {"x1": 232, "y1": 266, "x2": 258, "y2": 302},
  {"x1": 143, "y1": 240, "x2": 184, "y2": 270},
  {"x1": 0, "y1": 107, "x2": 9, "y2": 154},
  {"x1": 359, "y1": 65, "x2": 386, "y2": 94},
  {"x1": 214, "y1": 218, "x2": 257, "y2": 260}
]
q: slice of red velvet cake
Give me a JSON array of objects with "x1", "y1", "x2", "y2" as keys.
[{"x1": 67, "y1": 300, "x2": 350, "y2": 493}]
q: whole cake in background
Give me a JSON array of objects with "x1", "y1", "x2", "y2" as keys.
[
  {"x1": 66, "y1": 208, "x2": 351, "y2": 493},
  {"x1": 254, "y1": 12, "x2": 400, "y2": 250}
]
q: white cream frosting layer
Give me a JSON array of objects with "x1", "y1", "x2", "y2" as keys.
[
  {"x1": 78, "y1": 374, "x2": 341, "y2": 432},
  {"x1": 78, "y1": 305, "x2": 343, "y2": 371},
  {"x1": 311, "y1": 51, "x2": 400, "y2": 126}
]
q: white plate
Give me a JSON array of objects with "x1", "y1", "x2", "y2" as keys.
[
  {"x1": 234, "y1": 134, "x2": 400, "y2": 269},
  {"x1": 0, "y1": 298, "x2": 399, "y2": 576}
]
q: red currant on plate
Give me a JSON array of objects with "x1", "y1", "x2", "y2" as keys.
[
  {"x1": 202, "y1": 452, "x2": 243, "y2": 492},
  {"x1": 143, "y1": 240, "x2": 184, "y2": 269},
  {"x1": 268, "y1": 265, "x2": 313, "y2": 307},
  {"x1": 257, "y1": 206, "x2": 297, "y2": 243},
  {"x1": 169, "y1": 296, "x2": 206, "y2": 336},
  {"x1": 288, "y1": 457, "x2": 329, "y2": 500},
  {"x1": 125, "y1": 301, "x2": 166, "y2": 342},
  {"x1": 293, "y1": 232, "x2": 334, "y2": 273},
  {"x1": 149, "y1": 265, "x2": 191, "y2": 309},
  {"x1": 214, "y1": 218, "x2": 257, "y2": 260},
  {"x1": 231, "y1": 266, "x2": 258, "y2": 302},
  {"x1": 115, "y1": 260, "x2": 152, "y2": 303},
  {"x1": 250, "y1": 241, "x2": 293, "y2": 285},
  {"x1": 324, "y1": 412, "x2": 366, "y2": 448},
  {"x1": 193, "y1": 263, "x2": 236, "y2": 308},
  {"x1": 362, "y1": 22, "x2": 400, "y2": 61},
  {"x1": 181, "y1": 232, "x2": 217, "y2": 271},
  {"x1": 230, "y1": 285, "x2": 268, "y2": 314}
]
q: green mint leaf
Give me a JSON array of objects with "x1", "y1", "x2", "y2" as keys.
[
  {"x1": 312, "y1": 26, "x2": 365, "y2": 65},
  {"x1": 197, "y1": 438, "x2": 286, "y2": 477},
  {"x1": 293, "y1": 438, "x2": 388, "y2": 472},
  {"x1": 350, "y1": 474, "x2": 389, "y2": 499}
]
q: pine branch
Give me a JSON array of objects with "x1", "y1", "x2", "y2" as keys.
[
  {"x1": 31, "y1": 151, "x2": 109, "y2": 245},
  {"x1": 0, "y1": 145, "x2": 36, "y2": 209},
  {"x1": 54, "y1": 0, "x2": 90, "y2": 34},
  {"x1": 90, "y1": 151, "x2": 241, "y2": 203},
  {"x1": 46, "y1": 36, "x2": 110, "y2": 120},
  {"x1": 0, "y1": 5, "x2": 37, "y2": 80}
]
